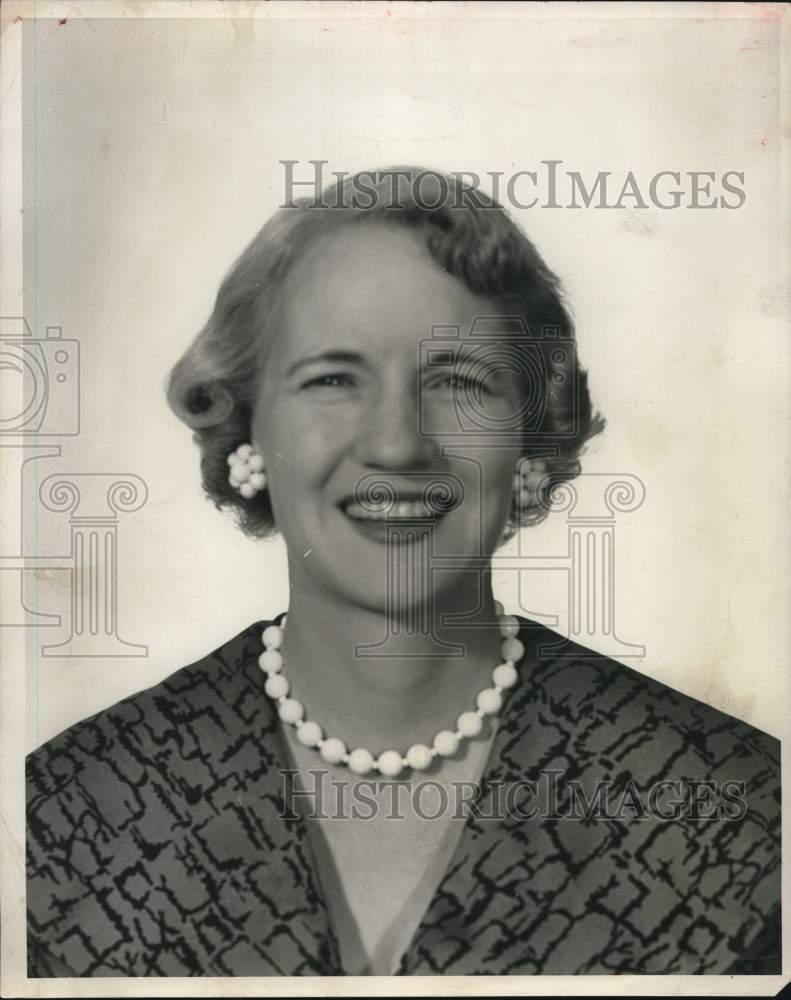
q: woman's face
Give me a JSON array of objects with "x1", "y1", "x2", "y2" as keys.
[{"x1": 251, "y1": 222, "x2": 524, "y2": 613}]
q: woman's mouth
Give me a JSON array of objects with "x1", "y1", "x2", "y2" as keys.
[
  {"x1": 343, "y1": 499, "x2": 438, "y2": 520},
  {"x1": 339, "y1": 496, "x2": 450, "y2": 542}
]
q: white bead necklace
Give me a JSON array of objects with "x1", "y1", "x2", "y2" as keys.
[{"x1": 257, "y1": 602, "x2": 525, "y2": 778}]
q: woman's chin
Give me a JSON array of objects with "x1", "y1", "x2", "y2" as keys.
[{"x1": 289, "y1": 522, "x2": 490, "y2": 617}]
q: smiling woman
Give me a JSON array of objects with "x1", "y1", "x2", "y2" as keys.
[
  {"x1": 26, "y1": 168, "x2": 780, "y2": 977},
  {"x1": 165, "y1": 169, "x2": 594, "y2": 542}
]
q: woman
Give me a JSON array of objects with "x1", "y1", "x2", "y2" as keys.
[{"x1": 26, "y1": 168, "x2": 780, "y2": 977}]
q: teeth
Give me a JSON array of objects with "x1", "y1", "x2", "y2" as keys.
[
  {"x1": 396, "y1": 500, "x2": 426, "y2": 518},
  {"x1": 344, "y1": 500, "x2": 437, "y2": 520}
]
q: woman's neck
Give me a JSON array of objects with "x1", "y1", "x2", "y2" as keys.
[{"x1": 277, "y1": 568, "x2": 505, "y2": 752}]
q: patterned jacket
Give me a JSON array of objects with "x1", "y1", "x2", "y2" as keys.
[{"x1": 27, "y1": 617, "x2": 781, "y2": 976}]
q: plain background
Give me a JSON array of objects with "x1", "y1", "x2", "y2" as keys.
[{"x1": 14, "y1": 7, "x2": 789, "y2": 750}]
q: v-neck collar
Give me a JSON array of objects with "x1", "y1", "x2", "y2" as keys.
[
  {"x1": 391, "y1": 620, "x2": 538, "y2": 974},
  {"x1": 247, "y1": 614, "x2": 536, "y2": 976}
]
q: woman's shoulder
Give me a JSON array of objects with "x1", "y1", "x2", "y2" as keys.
[
  {"x1": 26, "y1": 620, "x2": 274, "y2": 856},
  {"x1": 514, "y1": 616, "x2": 781, "y2": 796},
  {"x1": 461, "y1": 617, "x2": 781, "y2": 976},
  {"x1": 25, "y1": 617, "x2": 336, "y2": 977},
  {"x1": 517, "y1": 616, "x2": 780, "y2": 745},
  {"x1": 27, "y1": 619, "x2": 268, "y2": 776},
  {"x1": 26, "y1": 618, "x2": 286, "y2": 977},
  {"x1": 26, "y1": 619, "x2": 281, "y2": 860}
]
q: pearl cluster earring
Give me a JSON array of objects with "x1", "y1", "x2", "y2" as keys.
[
  {"x1": 513, "y1": 457, "x2": 548, "y2": 510},
  {"x1": 227, "y1": 443, "x2": 267, "y2": 499}
]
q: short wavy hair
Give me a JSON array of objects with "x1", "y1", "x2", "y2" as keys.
[{"x1": 166, "y1": 166, "x2": 605, "y2": 540}]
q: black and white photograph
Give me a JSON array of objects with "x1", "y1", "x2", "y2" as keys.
[{"x1": 1, "y1": 1, "x2": 788, "y2": 994}]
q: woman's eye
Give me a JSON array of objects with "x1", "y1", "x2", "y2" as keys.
[
  {"x1": 303, "y1": 373, "x2": 354, "y2": 389},
  {"x1": 433, "y1": 372, "x2": 489, "y2": 393}
]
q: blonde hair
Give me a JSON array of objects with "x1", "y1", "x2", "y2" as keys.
[{"x1": 166, "y1": 167, "x2": 604, "y2": 537}]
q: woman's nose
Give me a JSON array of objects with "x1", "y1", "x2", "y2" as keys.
[{"x1": 354, "y1": 384, "x2": 438, "y2": 469}]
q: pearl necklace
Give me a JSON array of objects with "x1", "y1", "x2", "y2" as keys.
[{"x1": 257, "y1": 602, "x2": 525, "y2": 778}]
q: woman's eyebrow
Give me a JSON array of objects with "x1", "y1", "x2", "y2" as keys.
[
  {"x1": 286, "y1": 350, "x2": 366, "y2": 377},
  {"x1": 425, "y1": 344, "x2": 507, "y2": 373}
]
